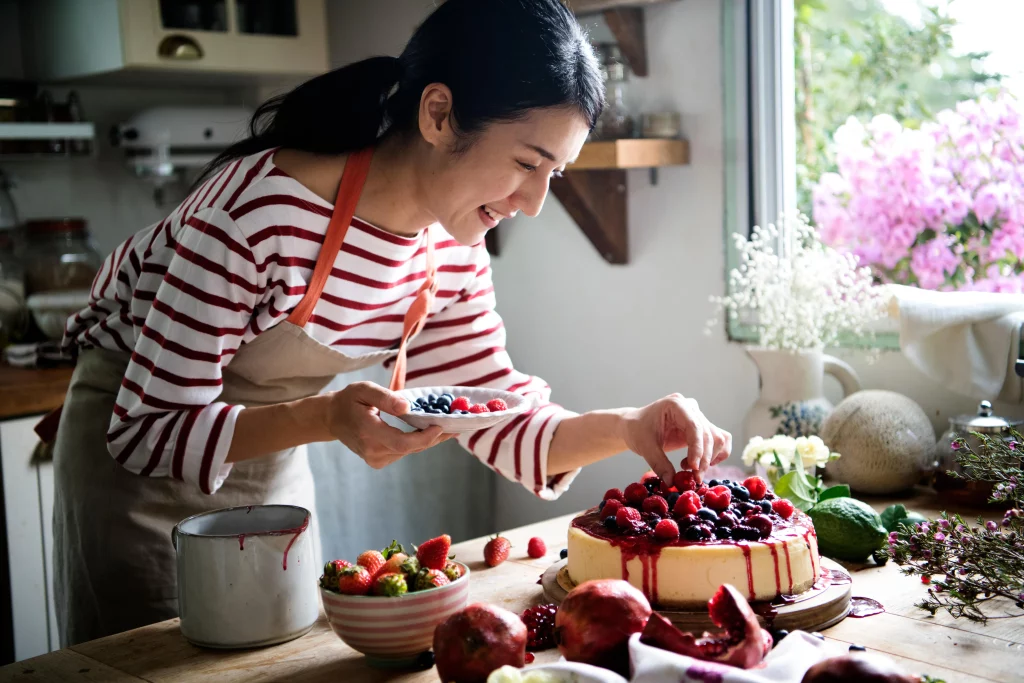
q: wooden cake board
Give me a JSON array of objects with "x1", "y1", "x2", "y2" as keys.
[{"x1": 541, "y1": 557, "x2": 851, "y2": 633}]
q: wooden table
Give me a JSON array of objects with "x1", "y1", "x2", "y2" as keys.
[
  {"x1": 0, "y1": 365, "x2": 72, "y2": 420},
  {"x1": 1, "y1": 490, "x2": 1020, "y2": 682}
]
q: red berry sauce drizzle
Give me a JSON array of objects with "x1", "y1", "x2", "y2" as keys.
[
  {"x1": 234, "y1": 513, "x2": 311, "y2": 570},
  {"x1": 572, "y1": 507, "x2": 823, "y2": 612}
]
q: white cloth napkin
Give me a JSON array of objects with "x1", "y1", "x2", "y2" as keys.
[
  {"x1": 512, "y1": 632, "x2": 844, "y2": 683},
  {"x1": 886, "y1": 284, "x2": 1024, "y2": 403}
]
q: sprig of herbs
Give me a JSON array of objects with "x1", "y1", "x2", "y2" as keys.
[{"x1": 888, "y1": 429, "x2": 1024, "y2": 623}]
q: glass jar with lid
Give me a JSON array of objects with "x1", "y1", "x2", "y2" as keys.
[
  {"x1": 931, "y1": 400, "x2": 1022, "y2": 507},
  {"x1": 23, "y1": 218, "x2": 102, "y2": 340},
  {"x1": 591, "y1": 43, "x2": 635, "y2": 141}
]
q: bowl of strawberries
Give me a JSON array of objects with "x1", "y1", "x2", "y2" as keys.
[{"x1": 319, "y1": 533, "x2": 470, "y2": 667}]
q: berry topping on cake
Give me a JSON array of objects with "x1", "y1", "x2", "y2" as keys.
[
  {"x1": 603, "y1": 488, "x2": 626, "y2": 503},
  {"x1": 642, "y1": 495, "x2": 670, "y2": 516},
  {"x1": 743, "y1": 476, "x2": 768, "y2": 500},
  {"x1": 704, "y1": 485, "x2": 732, "y2": 511},
  {"x1": 772, "y1": 499, "x2": 795, "y2": 519},
  {"x1": 616, "y1": 506, "x2": 642, "y2": 526},
  {"x1": 624, "y1": 482, "x2": 649, "y2": 506},
  {"x1": 602, "y1": 499, "x2": 624, "y2": 519},
  {"x1": 673, "y1": 470, "x2": 699, "y2": 492},
  {"x1": 653, "y1": 519, "x2": 680, "y2": 541},
  {"x1": 673, "y1": 490, "x2": 701, "y2": 517}
]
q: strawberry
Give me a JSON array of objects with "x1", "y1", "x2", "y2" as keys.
[
  {"x1": 417, "y1": 534, "x2": 452, "y2": 571},
  {"x1": 400, "y1": 556, "x2": 421, "y2": 579},
  {"x1": 673, "y1": 470, "x2": 699, "y2": 492},
  {"x1": 414, "y1": 568, "x2": 451, "y2": 591},
  {"x1": 705, "y1": 485, "x2": 732, "y2": 511},
  {"x1": 486, "y1": 398, "x2": 508, "y2": 412},
  {"x1": 373, "y1": 572, "x2": 408, "y2": 597},
  {"x1": 469, "y1": 403, "x2": 489, "y2": 414},
  {"x1": 323, "y1": 559, "x2": 352, "y2": 578},
  {"x1": 673, "y1": 490, "x2": 701, "y2": 517},
  {"x1": 380, "y1": 552, "x2": 408, "y2": 577},
  {"x1": 615, "y1": 506, "x2": 641, "y2": 527},
  {"x1": 527, "y1": 537, "x2": 546, "y2": 558},
  {"x1": 772, "y1": 499, "x2": 795, "y2": 519},
  {"x1": 601, "y1": 499, "x2": 623, "y2": 519},
  {"x1": 451, "y1": 396, "x2": 471, "y2": 412},
  {"x1": 654, "y1": 519, "x2": 680, "y2": 541},
  {"x1": 642, "y1": 495, "x2": 670, "y2": 516},
  {"x1": 356, "y1": 550, "x2": 385, "y2": 579},
  {"x1": 336, "y1": 565, "x2": 373, "y2": 595},
  {"x1": 484, "y1": 535, "x2": 512, "y2": 567},
  {"x1": 743, "y1": 476, "x2": 769, "y2": 501},
  {"x1": 443, "y1": 560, "x2": 465, "y2": 582},
  {"x1": 603, "y1": 488, "x2": 626, "y2": 503},
  {"x1": 624, "y1": 482, "x2": 649, "y2": 506}
]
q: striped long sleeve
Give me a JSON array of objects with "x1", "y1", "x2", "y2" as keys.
[
  {"x1": 399, "y1": 246, "x2": 580, "y2": 500},
  {"x1": 104, "y1": 207, "x2": 260, "y2": 493}
]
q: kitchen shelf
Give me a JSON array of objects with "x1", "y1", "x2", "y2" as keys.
[
  {"x1": 0, "y1": 123, "x2": 95, "y2": 140},
  {"x1": 570, "y1": 0, "x2": 679, "y2": 12},
  {"x1": 0, "y1": 123, "x2": 97, "y2": 160},
  {"x1": 572, "y1": 138, "x2": 689, "y2": 170}
]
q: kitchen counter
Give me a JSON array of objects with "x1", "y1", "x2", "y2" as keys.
[
  {"x1": 0, "y1": 490, "x2": 1020, "y2": 682},
  {"x1": 0, "y1": 365, "x2": 72, "y2": 420}
]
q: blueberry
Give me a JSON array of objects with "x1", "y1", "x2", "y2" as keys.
[
  {"x1": 849, "y1": 644, "x2": 866, "y2": 652},
  {"x1": 441, "y1": 393, "x2": 454, "y2": 401},
  {"x1": 425, "y1": 407, "x2": 442, "y2": 414},
  {"x1": 410, "y1": 404, "x2": 422, "y2": 411},
  {"x1": 770, "y1": 629, "x2": 789, "y2": 646},
  {"x1": 560, "y1": 548, "x2": 568, "y2": 559},
  {"x1": 427, "y1": 393, "x2": 438, "y2": 403},
  {"x1": 708, "y1": 479, "x2": 721, "y2": 487},
  {"x1": 758, "y1": 500, "x2": 773, "y2": 513},
  {"x1": 730, "y1": 485, "x2": 750, "y2": 501},
  {"x1": 697, "y1": 508, "x2": 719, "y2": 522},
  {"x1": 811, "y1": 632, "x2": 825, "y2": 641},
  {"x1": 602, "y1": 516, "x2": 618, "y2": 530},
  {"x1": 682, "y1": 525, "x2": 704, "y2": 541},
  {"x1": 598, "y1": 499, "x2": 607, "y2": 511},
  {"x1": 458, "y1": 410, "x2": 469, "y2": 415},
  {"x1": 722, "y1": 479, "x2": 733, "y2": 484},
  {"x1": 667, "y1": 492, "x2": 681, "y2": 509},
  {"x1": 737, "y1": 502, "x2": 756, "y2": 514},
  {"x1": 713, "y1": 526, "x2": 732, "y2": 540},
  {"x1": 416, "y1": 650, "x2": 435, "y2": 669}
]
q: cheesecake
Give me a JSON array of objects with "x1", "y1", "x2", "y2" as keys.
[{"x1": 564, "y1": 475, "x2": 821, "y2": 608}]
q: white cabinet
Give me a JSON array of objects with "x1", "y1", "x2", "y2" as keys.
[
  {"x1": 21, "y1": 0, "x2": 329, "y2": 83},
  {"x1": 0, "y1": 416, "x2": 58, "y2": 661}
]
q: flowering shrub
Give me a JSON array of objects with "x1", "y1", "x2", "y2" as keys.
[
  {"x1": 708, "y1": 212, "x2": 888, "y2": 351},
  {"x1": 813, "y1": 92, "x2": 1024, "y2": 293}
]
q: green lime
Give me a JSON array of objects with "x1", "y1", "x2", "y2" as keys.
[{"x1": 808, "y1": 497, "x2": 888, "y2": 562}]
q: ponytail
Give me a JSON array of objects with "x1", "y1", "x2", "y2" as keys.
[
  {"x1": 195, "y1": 0, "x2": 603, "y2": 188},
  {"x1": 194, "y1": 56, "x2": 402, "y2": 186}
]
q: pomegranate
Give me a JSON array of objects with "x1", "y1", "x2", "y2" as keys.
[
  {"x1": 639, "y1": 584, "x2": 771, "y2": 669},
  {"x1": 801, "y1": 654, "x2": 922, "y2": 683},
  {"x1": 554, "y1": 579, "x2": 652, "y2": 676},
  {"x1": 432, "y1": 603, "x2": 526, "y2": 683}
]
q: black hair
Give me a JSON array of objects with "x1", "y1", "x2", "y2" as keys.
[{"x1": 195, "y1": 0, "x2": 604, "y2": 185}]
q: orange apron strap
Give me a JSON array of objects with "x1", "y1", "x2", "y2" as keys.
[
  {"x1": 389, "y1": 235, "x2": 438, "y2": 392},
  {"x1": 286, "y1": 146, "x2": 375, "y2": 328}
]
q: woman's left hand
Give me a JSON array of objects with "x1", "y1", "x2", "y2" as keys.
[{"x1": 622, "y1": 393, "x2": 732, "y2": 483}]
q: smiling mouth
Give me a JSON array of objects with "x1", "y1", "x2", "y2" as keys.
[{"x1": 482, "y1": 205, "x2": 506, "y2": 222}]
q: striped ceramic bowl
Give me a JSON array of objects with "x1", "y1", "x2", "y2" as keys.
[{"x1": 320, "y1": 563, "x2": 471, "y2": 666}]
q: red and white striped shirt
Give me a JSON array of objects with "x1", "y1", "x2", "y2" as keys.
[{"x1": 64, "y1": 150, "x2": 578, "y2": 498}]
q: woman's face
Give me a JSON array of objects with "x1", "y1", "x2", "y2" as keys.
[{"x1": 417, "y1": 92, "x2": 591, "y2": 246}]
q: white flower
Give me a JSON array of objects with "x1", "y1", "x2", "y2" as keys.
[
  {"x1": 742, "y1": 435, "x2": 797, "y2": 469},
  {"x1": 706, "y1": 212, "x2": 888, "y2": 351},
  {"x1": 795, "y1": 435, "x2": 832, "y2": 468}
]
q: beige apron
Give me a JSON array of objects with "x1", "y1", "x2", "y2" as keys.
[{"x1": 51, "y1": 147, "x2": 435, "y2": 646}]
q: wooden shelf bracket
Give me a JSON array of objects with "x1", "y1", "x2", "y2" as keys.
[{"x1": 550, "y1": 170, "x2": 629, "y2": 264}]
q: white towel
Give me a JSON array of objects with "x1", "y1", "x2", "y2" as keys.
[{"x1": 887, "y1": 284, "x2": 1024, "y2": 404}]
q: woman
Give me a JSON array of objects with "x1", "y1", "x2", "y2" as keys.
[{"x1": 51, "y1": 0, "x2": 731, "y2": 646}]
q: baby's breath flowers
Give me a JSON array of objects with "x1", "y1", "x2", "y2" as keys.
[
  {"x1": 708, "y1": 212, "x2": 889, "y2": 350},
  {"x1": 889, "y1": 429, "x2": 1024, "y2": 623}
]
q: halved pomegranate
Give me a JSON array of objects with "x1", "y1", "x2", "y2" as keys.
[{"x1": 639, "y1": 583, "x2": 772, "y2": 669}]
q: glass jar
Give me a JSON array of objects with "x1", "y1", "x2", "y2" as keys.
[
  {"x1": 931, "y1": 400, "x2": 1022, "y2": 507},
  {"x1": 24, "y1": 218, "x2": 102, "y2": 295},
  {"x1": 591, "y1": 43, "x2": 635, "y2": 141}
]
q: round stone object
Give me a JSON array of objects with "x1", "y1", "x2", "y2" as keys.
[{"x1": 821, "y1": 390, "x2": 936, "y2": 494}]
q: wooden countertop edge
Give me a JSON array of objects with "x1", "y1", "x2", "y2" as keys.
[{"x1": 0, "y1": 365, "x2": 73, "y2": 421}]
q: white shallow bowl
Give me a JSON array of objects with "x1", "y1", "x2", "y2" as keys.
[{"x1": 388, "y1": 386, "x2": 531, "y2": 434}]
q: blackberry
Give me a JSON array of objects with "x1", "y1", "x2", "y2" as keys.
[
  {"x1": 682, "y1": 525, "x2": 704, "y2": 541},
  {"x1": 521, "y1": 603, "x2": 558, "y2": 650},
  {"x1": 713, "y1": 526, "x2": 733, "y2": 540}
]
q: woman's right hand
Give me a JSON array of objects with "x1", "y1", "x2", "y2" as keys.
[{"x1": 325, "y1": 381, "x2": 455, "y2": 469}]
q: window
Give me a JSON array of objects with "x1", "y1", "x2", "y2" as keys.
[{"x1": 723, "y1": 0, "x2": 1024, "y2": 342}]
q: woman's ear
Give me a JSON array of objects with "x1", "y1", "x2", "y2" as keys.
[{"x1": 418, "y1": 83, "x2": 455, "y2": 149}]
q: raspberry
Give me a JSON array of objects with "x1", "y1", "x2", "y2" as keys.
[
  {"x1": 602, "y1": 499, "x2": 623, "y2": 519},
  {"x1": 654, "y1": 519, "x2": 680, "y2": 541},
  {"x1": 673, "y1": 470, "x2": 699, "y2": 492},
  {"x1": 527, "y1": 537, "x2": 546, "y2": 558},
  {"x1": 521, "y1": 603, "x2": 558, "y2": 650},
  {"x1": 624, "y1": 482, "x2": 649, "y2": 506},
  {"x1": 673, "y1": 490, "x2": 701, "y2": 517},
  {"x1": 696, "y1": 484, "x2": 709, "y2": 496},
  {"x1": 642, "y1": 495, "x2": 669, "y2": 516},
  {"x1": 616, "y1": 506, "x2": 641, "y2": 527},
  {"x1": 486, "y1": 398, "x2": 508, "y2": 412},
  {"x1": 742, "y1": 476, "x2": 768, "y2": 500},
  {"x1": 468, "y1": 403, "x2": 489, "y2": 414},
  {"x1": 704, "y1": 485, "x2": 732, "y2": 511},
  {"x1": 450, "y1": 396, "x2": 471, "y2": 412},
  {"x1": 771, "y1": 499, "x2": 795, "y2": 519},
  {"x1": 603, "y1": 488, "x2": 626, "y2": 503}
]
